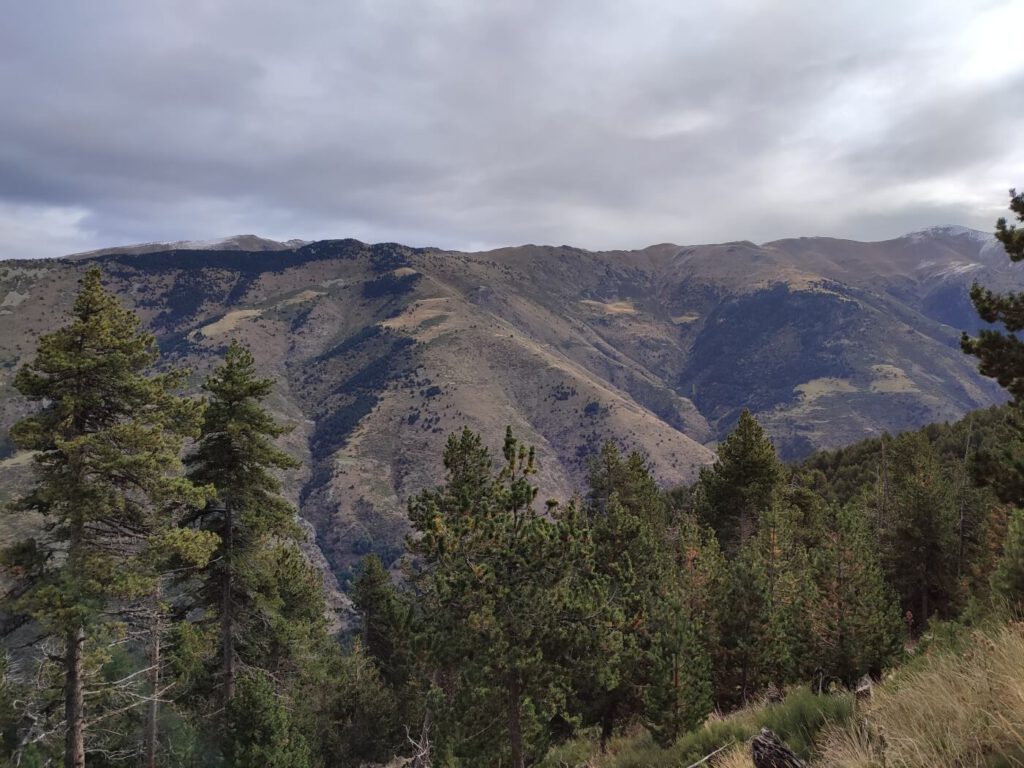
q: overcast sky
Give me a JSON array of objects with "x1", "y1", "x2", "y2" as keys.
[{"x1": 1, "y1": 1, "x2": 1023, "y2": 259}]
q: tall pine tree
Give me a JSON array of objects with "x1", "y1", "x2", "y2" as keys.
[
  {"x1": 812, "y1": 503, "x2": 903, "y2": 686},
  {"x1": 184, "y1": 341, "x2": 322, "y2": 760},
  {"x1": 876, "y1": 432, "x2": 957, "y2": 630},
  {"x1": 576, "y1": 443, "x2": 668, "y2": 751},
  {"x1": 352, "y1": 553, "x2": 412, "y2": 689},
  {"x1": 5, "y1": 267, "x2": 207, "y2": 768}
]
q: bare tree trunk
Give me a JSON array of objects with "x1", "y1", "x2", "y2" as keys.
[
  {"x1": 508, "y1": 679, "x2": 525, "y2": 768},
  {"x1": 65, "y1": 625, "x2": 85, "y2": 768},
  {"x1": 221, "y1": 505, "x2": 235, "y2": 708},
  {"x1": 957, "y1": 419, "x2": 973, "y2": 582},
  {"x1": 144, "y1": 585, "x2": 162, "y2": 768},
  {"x1": 877, "y1": 439, "x2": 890, "y2": 529},
  {"x1": 410, "y1": 706, "x2": 433, "y2": 768}
]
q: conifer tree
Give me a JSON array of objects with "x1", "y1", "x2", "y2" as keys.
[
  {"x1": 720, "y1": 501, "x2": 815, "y2": 700},
  {"x1": 408, "y1": 428, "x2": 597, "y2": 768},
  {"x1": 665, "y1": 511, "x2": 728, "y2": 707},
  {"x1": 813, "y1": 504, "x2": 903, "y2": 686},
  {"x1": 352, "y1": 553, "x2": 412, "y2": 689},
  {"x1": 184, "y1": 341, "x2": 321, "y2": 752},
  {"x1": 5, "y1": 267, "x2": 208, "y2": 768},
  {"x1": 752, "y1": 501, "x2": 818, "y2": 685},
  {"x1": 225, "y1": 671, "x2": 312, "y2": 768},
  {"x1": 696, "y1": 410, "x2": 783, "y2": 556},
  {"x1": 645, "y1": 514, "x2": 721, "y2": 746},
  {"x1": 992, "y1": 508, "x2": 1024, "y2": 612},
  {"x1": 877, "y1": 433, "x2": 957, "y2": 630},
  {"x1": 962, "y1": 188, "x2": 1024, "y2": 402},
  {"x1": 294, "y1": 641, "x2": 402, "y2": 767},
  {"x1": 963, "y1": 189, "x2": 1024, "y2": 615},
  {"x1": 643, "y1": 592, "x2": 712, "y2": 748},
  {"x1": 575, "y1": 443, "x2": 668, "y2": 751}
]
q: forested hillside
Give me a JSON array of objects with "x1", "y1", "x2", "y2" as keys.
[
  {"x1": 0, "y1": 281, "x2": 1019, "y2": 767},
  {"x1": 0, "y1": 225, "x2": 1015, "y2": 584},
  {"x1": 4, "y1": 192, "x2": 1024, "y2": 767}
]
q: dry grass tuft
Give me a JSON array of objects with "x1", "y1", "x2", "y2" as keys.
[
  {"x1": 819, "y1": 623, "x2": 1024, "y2": 767},
  {"x1": 714, "y1": 745, "x2": 754, "y2": 768}
]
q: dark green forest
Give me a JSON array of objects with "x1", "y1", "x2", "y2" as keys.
[{"x1": 4, "y1": 191, "x2": 1024, "y2": 767}]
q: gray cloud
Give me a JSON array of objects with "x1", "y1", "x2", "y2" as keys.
[{"x1": 1, "y1": 0, "x2": 1022, "y2": 259}]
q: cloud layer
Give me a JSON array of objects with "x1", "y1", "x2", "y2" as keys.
[{"x1": 2, "y1": 0, "x2": 1023, "y2": 259}]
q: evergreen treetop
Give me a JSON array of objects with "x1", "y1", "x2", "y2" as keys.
[{"x1": 696, "y1": 409, "x2": 783, "y2": 555}]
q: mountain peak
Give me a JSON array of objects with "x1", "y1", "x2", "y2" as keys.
[
  {"x1": 900, "y1": 225, "x2": 991, "y2": 243},
  {"x1": 68, "y1": 234, "x2": 308, "y2": 259}
]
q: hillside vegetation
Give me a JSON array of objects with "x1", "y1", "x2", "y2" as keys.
[
  {"x1": 0, "y1": 225, "x2": 1015, "y2": 582},
  {"x1": 3, "y1": 193, "x2": 1024, "y2": 767}
]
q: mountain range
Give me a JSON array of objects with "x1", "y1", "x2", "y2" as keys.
[{"x1": 0, "y1": 226, "x2": 1015, "y2": 584}]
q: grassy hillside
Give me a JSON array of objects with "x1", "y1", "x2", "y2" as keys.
[
  {"x1": 541, "y1": 622, "x2": 1024, "y2": 767},
  {"x1": 541, "y1": 688, "x2": 855, "y2": 767}
]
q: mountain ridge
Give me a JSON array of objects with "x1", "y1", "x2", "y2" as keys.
[
  {"x1": 0, "y1": 226, "x2": 1013, "y2": 583},
  {"x1": 44, "y1": 225, "x2": 994, "y2": 267}
]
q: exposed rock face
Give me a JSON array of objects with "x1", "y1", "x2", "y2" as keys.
[{"x1": 0, "y1": 227, "x2": 1013, "y2": 585}]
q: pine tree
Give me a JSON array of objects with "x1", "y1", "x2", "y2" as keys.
[
  {"x1": 184, "y1": 341, "x2": 322, "y2": 753},
  {"x1": 644, "y1": 516, "x2": 719, "y2": 747},
  {"x1": 4, "y1": 267, "x2": 208, "y2": 768},
  {"x1": 408, "y1": 428, "x2": 597, "y2": 768},
  {"x1": 876, "y1": 433, "x2": 957, "y2": 631},
  {"x1": 575, "y1": 443, "x2": 668, "y2": 751},
  {"x1": 962, "y1": 189, "x2": 1024, "y2": 617},
  {"x1": 225, "y1": 671, "x2": 313, "y2": 768},
  {"x1": 812, "y1": 504, "x2": 903, "y2": 686},
  {"x1": 696, "y1": 410, "x2": 783, "y2": 556},
  {"x1": 962, "y1": 189, "x2": 1024, "y2": 402},
  {"x1": 643, "y1": 592, "x2": 712, "y2": 748},
  {"x1": 752, "y1": 501, "x2": 818, "y2": 686},
  {"x1": 992, "y1": 508, "x2": 1024, "y2": 613},
  {"x1": 352, "y1": 553, "x2": 411, "y2": 689},
  {"x1": 720, "y1": 501, "x2": 816, "y2": 700},
  {"x1": 294, "y1": 641, "x2": 402, "y2": 768}
]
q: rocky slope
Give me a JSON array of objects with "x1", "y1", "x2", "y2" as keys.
[{"x1": 0, "y1": 227, "x2": 1014, "y2": 582}]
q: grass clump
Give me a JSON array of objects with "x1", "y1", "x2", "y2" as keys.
[
  {"x1": 541, "y1": 686, "x2": 854, "y2": 767},
  {"x1": 819, "y1": 622, "x2": 1024, "y2": 767}
]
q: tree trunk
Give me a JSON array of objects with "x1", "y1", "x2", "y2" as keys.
[
  {"x1": 957, "y1": 420, "x2": 973, "y2": 582},
  {"x1": 144, "y1": 585, "x2": 162, "y2": 768},
  {"x1": 65, "y1": 625, "x2": 85, "y2": 768},
  {"x1": 221, "y1": 505, "x2": 235, "y2": 707},
  {"x1": 599, "y1": 702, "x2": 616, "y2": 753},
  {"x1": 508, "y1": 680, "x2": 525, "y2": 768},
  {"x1": 411, "y1": 706, "x2": 433, "y2": 768},
  {"x1": 411, "y1": 670, "x2": 440, "y2": 768}
]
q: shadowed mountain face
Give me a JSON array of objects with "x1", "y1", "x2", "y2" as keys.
[{"x1": 0, "y1": 227, "x2": 1013, "y2": 583}]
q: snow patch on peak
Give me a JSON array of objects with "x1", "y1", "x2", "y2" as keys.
[
  {"x1": 162, "y1": 235, "x2": 309, "y2": 251},
  {"x1": 68, "y1": 235, "x2": 309, "y2": 259},
  {"x1": 902, "y1": 225, "x2": 992, "y2": 244}
]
